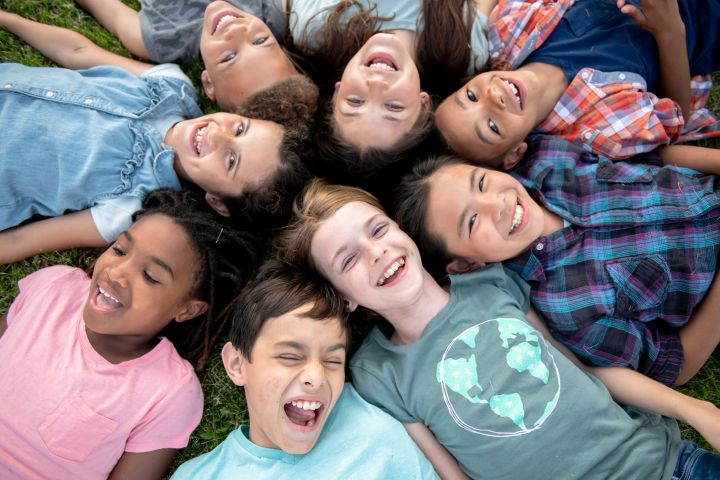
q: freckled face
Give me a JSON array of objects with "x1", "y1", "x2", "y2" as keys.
[{"x1": 200, "y1": 0, "x2": 296, "y2": 109}]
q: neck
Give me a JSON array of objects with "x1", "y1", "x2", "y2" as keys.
[
  {"x1": 383, "y1": 29, "x2": 418, "y2": 63},
  {"x1": 378, "y1": 271, "x2": 450, "y2": 345},
  {"x1": 523, "y1": 62, "x2": 569, "y2": 119},
  {"x1": 85, "y1": 326, "x2": 158, "y2": 364},
  {"x1": 541, "y1": 205, "x2": 565, "y2": 236}
]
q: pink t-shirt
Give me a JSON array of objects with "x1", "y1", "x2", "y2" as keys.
[{"x1": 0, "y1": 266, "x2": 203, "y2": 479}]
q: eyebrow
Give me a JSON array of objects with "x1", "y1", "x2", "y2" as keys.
[
  {"x1": 330, "y1": 213, "x2": 383, "y2": 266},
  {"x1": 275, "y1": 341, "x2": 348, "y2": 353},
  {"x1": 120, "y1": 231, "x2": 175, "y2": 277},
  {"x1": 457, "y1": 168, "x2": 477, "y2": 238}
]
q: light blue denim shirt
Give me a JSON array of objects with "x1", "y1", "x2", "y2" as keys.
[{"x1": 0, "y1": 63, "x2": 202, "y2": 241}]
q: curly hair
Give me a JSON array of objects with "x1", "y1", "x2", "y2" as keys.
[
  {"x1": 133, "y1": 188, "x2": 261, "y2": 370},
  {"x1": 393, "y1": 155, "x2": 466, "y2": 279}
]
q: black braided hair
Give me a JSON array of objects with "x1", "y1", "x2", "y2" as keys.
[{"x1": 133, "y1": 189, "x2": 261, "y2": 370}]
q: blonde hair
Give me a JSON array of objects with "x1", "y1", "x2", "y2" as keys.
[{"x1": 275, "y1": 179, "x2": 383, "y2": 271}]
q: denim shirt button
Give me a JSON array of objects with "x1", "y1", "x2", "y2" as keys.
[
  {"x1": 84, "y1": 98, "x2": 93, "y2": 105},
  {"x1": 3, "y1": 83, "x2": 11, "y2": 89},
  {"x1": 45, "y1": 91, "x2": 56, "y2": 98}
]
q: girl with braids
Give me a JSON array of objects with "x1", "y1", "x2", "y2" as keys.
[
  {"x1": 283, "y1": 0, "x2": 495, "y2": 194},
  {"x1": 0, "y1": 189, "x2": 260, "y2": 479}
]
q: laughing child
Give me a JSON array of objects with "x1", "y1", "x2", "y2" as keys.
[
  {"x1": 171, "y1": 260, "x2": 438, "y2": 479},
  {"x1": 0, "y1": 189, "x2": 260, "y2": 478},
  {"x1": 394, "y1": 136, "x2": 720, "y2": 387},
  {"x1": 276, "y1": 179, "x2": 720, "y2": 479}
]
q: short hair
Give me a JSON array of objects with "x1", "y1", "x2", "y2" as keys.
[
  {"x1": 133, "y1": 189, "x2": 261, "y2": 370},
  {"x1": 275, "y1": 178, "x2": 383, "y2": 271},
  {"x1": 224, "y1": 75, "x2": 320, "y2": 230},
  {"x1": 228, "y1": 259, "x2": 348, "y2": 360},
  {"x1": 393, "y1": 154, "x2": 466, "y2": 279}
]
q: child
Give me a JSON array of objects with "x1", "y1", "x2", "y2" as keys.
[
  {"x1": 276, "y1": 179, "x2": 720, "y2": 479},
  {"x1": 70, "y1": 0, "x2": 299, "y2": 111},
  {"x1": 0, "y1": 11, "x2": 316, "y2": 263},
  {"x1": 435, "y1": 0, "x2": 720, "y2": 168},
  {"x1": 394, "y1": 136, "x2": 720, "y2": 387},
  {"x1": 0, "y1": 189, "x2": 260, "y2": 479},
  {"x1": 171, "y1": 260, "x2": 438, "y2": 479}
]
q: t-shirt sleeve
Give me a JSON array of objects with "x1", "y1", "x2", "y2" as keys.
[
  {"x1": 501, "y1": 265, "x2": 531, "y2": 312},
  {"x1": 124, "y1": 366, "x2": 204, "y2": 452},
  {"x1": 350, "y1": 360, "x2": 417, "y2": 425},
  {"x1": 90, "y1": 196, "x2": 143, "y2": 243},
  {"x1": 7, "y1": 266, "x2": 78, "y2": 328},
  {"x1": 141, "y1": 63, "x2": 193, "y2": 84}
]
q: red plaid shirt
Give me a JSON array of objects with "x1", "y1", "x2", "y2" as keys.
[{"x1": 487, "y1": 0, "x2": 720, "y2": 159}]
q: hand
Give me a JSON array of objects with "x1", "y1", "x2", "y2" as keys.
[{"x1": 616, "y1": 0, "x2": 684, "y2": 38}]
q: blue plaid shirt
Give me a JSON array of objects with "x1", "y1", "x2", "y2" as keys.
[{"x1": 506, "y1": 136, "x2": 720, "y2": 385}]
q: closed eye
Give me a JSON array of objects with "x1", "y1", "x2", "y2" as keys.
[
  {"x1": 221, "y1": 52, "x2": 236, "y2": 63},
  {"x1": 341, "y1": 253, "x2": 357, "y2": 272},
  {"x1": 385, "y1": 102, "x2": 404, "y2": 112},
  {"x1": 143, "y1": 270, "x2": 160, "y2": 285},
  {"x1": 253, "y1": 36, "x2": 269, "y2": 45},
  {"x1": 347, "y1": 97, "x2": 364, "y2": 106},
  {"x1": 372, "y1": 223, "x2": 388, "y2": 238}
]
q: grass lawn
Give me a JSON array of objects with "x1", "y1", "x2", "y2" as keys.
[{"x1": 1, "y1": 0, "x2": 719, "y2": 476}]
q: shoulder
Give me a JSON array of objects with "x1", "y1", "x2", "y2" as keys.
[
  {"x1": 18, "y1": 265, "x2": 87, "y2": 296},
  {"x1": 170, "y1": 430, "x2": 243, "y2": 480}
]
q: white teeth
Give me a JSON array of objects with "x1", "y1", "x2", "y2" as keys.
[
  {"x1": 378, "y1": 258, "x2": 406, "y2": 286},
  {"x1": 368, "y1": 61, "x2": 395, "y2": 72},
  {"x1": 290, "y1": 400, "x2": 322, "y2": 410},
  {"x1": 503, "y1": 80, "x2": 521, "y2": 105},
  {"x1": 509, "y1": 204, "x2": 523, "y2": 234},
  {"x1": 98, "y1": 287, "x2": 120, "y2": 305},
  {"x1": 215, "y1": 14, "x2": 236, "y2": 32},
  {"x1": 194, "y1": 126, "x2": 206, "y2": 154}
]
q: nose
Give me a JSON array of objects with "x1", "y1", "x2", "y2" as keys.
[
  {"x1": 302, "y1": 360, "x2": 326, "y2": 390},
  {"x1": 223, "y1": 20, "x2": 249, "y2": 39},
  {"x1": 485, "y1": 82, "x2": 506, "y2": 109},
  {"x1": 361, "y1": 240, "x2": 387, "y2": 266},
  {"x1": 105, "y1": 260, "x2": 129, "y2": 288},
  {"x1": 477, "y1": 193, "x2": 505, "y2": 224},
  {"x1": 205, "y1": 123, "x2": 233, "y2": 149},
  {"x1": 366, "y1": 77, "x2": 389, "y2": 93}
]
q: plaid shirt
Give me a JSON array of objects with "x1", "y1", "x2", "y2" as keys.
[
  {"x1": 504, "y1": 137, "x2": 720, "y2": 385},
  {"x1": 488, "y1": 0, "x2": 720, "y2": 159}
]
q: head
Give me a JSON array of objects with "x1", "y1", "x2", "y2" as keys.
[
  {"x1": 222, "y1": 259, "x2": 347, "y2": 453},
  {"x1": 435, "y1": 70, "x2": 558, "y2": 168},
  {"x1": 395, "y1": 155, "x2": 556, "y2": 276},
  {"x1": 166, "y1": 109, "x2": 311, "y2": 229},
  {"x1": 276, "y1": 180, "x2": 427, "y2": 314},
  {"x1": 332, "y1": 32, "x2": 431, "y2": 151},
  {"x1": 84, "y1": 189, "x2": 260, "y2": 369},
  {"x1": 200, "y1": 0, "x2": 297, "y2": 111}
]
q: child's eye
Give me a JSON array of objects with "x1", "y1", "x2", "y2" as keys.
[
  {"x1": 324, "y1": 358, "x2": 345, "y2": 368},
  {"x1": 221, "y1": 52, "x2": 236, "y2": 63},
  {"x1": 143, "y1": 271, "x2": 160, "y2": 285},
  {"x1": 372, "y1": 223, "x2": 388, "y2": 238},
  {"x1": 112, "y1": 245, "x2": 126, "y2": 256},
  {"x1": 488, "y1": 119, "x2": 500, "y2": 135},
  {"x1": 227, "y1": 151, "x2": 237, "y2": 170},
  {"x1": 385, "y1": 102, "x2": 404, "y2": 112},
  {"x1": 466, "y1": 88, "x2": 477, "y2": 102},
  {"x1": 347, "y1": 97, "x2": 364, "y2": 106},
  {"x1": 278, "y1": 355, "x2": 301, "y2": 364},
  {"x1": 468, "y1": 213, "x2": 477, "y2": 234},
  {"x1": 235, "y1": 123, "x2": 246, "y2": 136},
  {"x1": 478, "y1": 173, "x2": 486, "y2": 191},
  {"x1": 253, "y1": 36, "x2": 269, "y2": 45},
  {"x1": 341, "y1": 253, "x2": 357, "y2": 272}
]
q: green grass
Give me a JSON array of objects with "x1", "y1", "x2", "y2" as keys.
[{"x1": 1, "y1": 0, "x2": 720, "y2": 475}]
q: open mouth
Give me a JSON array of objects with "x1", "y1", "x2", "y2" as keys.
[
  {"x1": 501, "y1": 79, "x2": 523, "y2": 109},
  {"x1": 193, "y1": 124, "x2": 208, "y2": 155},
  {"x1": 377, "y1": 257, "x2": 406, "y2": 286},
  {"x1": 509, "y1": 201, "x2": 524, "y2": 235},
  {"x1": 95, "y1": 285, "x2": 123, "y2": 310},
  {"x1": 212, "y1": 11, "x2": 239, "y2": 35},
  {"x1": 284, "y1": 400, "x2": 324, "y2": 428},
  {"x1": 365, "y1": 53, "x2": 397, "y2": 72}
]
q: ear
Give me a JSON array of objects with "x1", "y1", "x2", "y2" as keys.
[
  {"x1": 221, "y1": 342, "x2": 247, "y2": 387},
  {"x1": 205, "y1": 192, "x2": 231, "y2": 217},
  {"x1": 501, "y1": 141, "x2": 528, "y2": 170},
  {"x1": 446, "y1": 258, "x2": 484, "y2": 275},
  {"x1": 334, "y1": 81, "x2": 341, "y2": 92},
  {"x1": 201, "y1": 70, "x2": 216, "y2": 102},
  {"x1": 175, "y1": 300, "x2": 209, "y2": 322},
  {"x1": 420, "y1": 91, "x2": 430, "y2": 110},
  {"x1": 345, "y1": 299, "x2": 358, "y2": 313}
]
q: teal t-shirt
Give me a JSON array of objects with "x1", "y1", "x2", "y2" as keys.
[
  {"x1": 350, "y1": 263, "x2": 680, "y2": 479},
  {"x1": 171, "y1": 384, "x2": 438, "y2": 479}
]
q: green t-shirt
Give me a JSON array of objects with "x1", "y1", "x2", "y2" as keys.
[{"x1": 350, "y1": 263, "x2": 679, "y2": 479}]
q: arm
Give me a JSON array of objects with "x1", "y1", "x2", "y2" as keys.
[
  {"x1": 524, "y1": 309, "x2": 720, "y2": 451},
  {"x1": 108, "y1": 449, "x2": 177, "y2": 480},
  {"x1": 660, "y1": 144, "x2": 720, "y2": 175},
  {"x1": 404, "y1": 422, "x2": 471, "y2": 480},
  {"x1": 0, "y1": 210, "x2": 108, "y2": 265},
  {"x1": 0, "y1": 313, "x2": 6, "y2": 340},
  {"x1": 617, "y1": 0, "x2": 690, "y2": 121},
  {"x1": 0, "y1": 10, "x2": 153, "y2": 75},
  {"x1": 474, "y1": 0, "x2": 498, "y2": 17}
]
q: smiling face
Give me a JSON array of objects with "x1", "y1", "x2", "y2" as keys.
[
  {"x1": 425, "y1": 163, "x2": 560, "y2": 266},
  {"x1": 83, "y1": 214, "x2": 207, "y2": 340},
  {"x1": 200, "y1": 0, "x2": 296, "y2": 110},
  {"x1": 333, "y1": 33, "x2": 429, "y2": 150},
  {"x1": 310, "y1": 201, "x2": 426, "y2": 314},
  {"x1": 166, "y1": 112, "x2": 283, "y2": 200},
  {"x1": 224, "y1": 306, "x2": 347, "y2": 454},
  {"x1": 436, "y1": 70, "x2": 550, "y2": 165}
]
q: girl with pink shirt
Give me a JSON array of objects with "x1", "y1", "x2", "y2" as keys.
[{"x1": 0, "y1": 189, "x2": 259, "y2": 479}]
